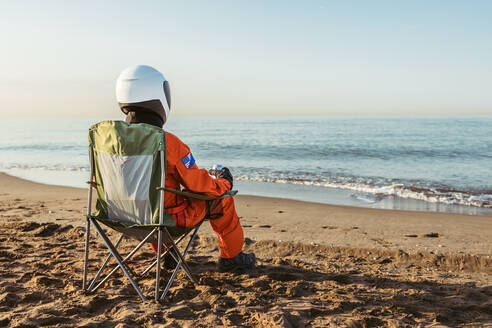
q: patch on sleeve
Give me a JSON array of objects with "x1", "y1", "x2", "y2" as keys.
[{"x1": 181, "y1": 152, "x2": 195, "y2": 169}]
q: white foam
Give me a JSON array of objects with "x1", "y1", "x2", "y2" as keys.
[
  {"x1": 1, "y1": 163, "x2": 89, "y2": 172},
  {"x1": 236, "y1": 176, "x2": 492, "y2": 208},
  {"x1": 2, "y1": 163, "x2": 490, "y2": 208}
]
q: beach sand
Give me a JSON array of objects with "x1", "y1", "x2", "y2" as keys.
[{"x1": 0, "y1": 172, "x2": 491, "y2": 327}]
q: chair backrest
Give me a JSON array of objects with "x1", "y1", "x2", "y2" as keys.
[{"x1": 88, "y1": 120, "x2": 174, "y2": 227}]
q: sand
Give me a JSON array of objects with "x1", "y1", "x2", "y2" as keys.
[{"x1": 0, "y1": 172, "x2": 491, "y2": 327}]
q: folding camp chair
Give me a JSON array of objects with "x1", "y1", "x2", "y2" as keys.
[{"x1": 82, "y1": 120, "x2": 236, "y2": 302}]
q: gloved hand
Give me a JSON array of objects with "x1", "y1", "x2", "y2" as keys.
[{"x1": 217, "y1": 167, "x2": 233, "y2": 190}]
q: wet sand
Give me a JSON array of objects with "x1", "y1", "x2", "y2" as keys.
[{"x1": 0, "y1": 173, "x2": 491, "y2": 327}]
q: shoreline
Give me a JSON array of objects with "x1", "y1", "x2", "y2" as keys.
[
  {"x1": 3, "y1": 168, "x2": 492, "y2": 217},
  {"x1": 1, "y1": 172, "x2": 491, "y2": 257}
]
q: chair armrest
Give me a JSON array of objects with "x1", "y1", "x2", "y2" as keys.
[{"x1": 156, "y1": 187, "x2": 237, "y2": 201}]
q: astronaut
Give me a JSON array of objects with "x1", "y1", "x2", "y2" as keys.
[{"x1": 116, "y1": 65, "x2": 256, "y2": 272}]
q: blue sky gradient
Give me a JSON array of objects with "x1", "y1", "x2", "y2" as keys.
[{"x1": 1, "y1": 0, "x2": 491, "y2": 117}]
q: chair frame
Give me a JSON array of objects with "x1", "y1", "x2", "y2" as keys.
[{"x1": 82, "y1": 145, "x2": 234, "y2": 302}]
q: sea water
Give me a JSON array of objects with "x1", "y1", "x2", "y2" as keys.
[{"x1": 1, "y1": 116, "x2": 491, "y2": 215}]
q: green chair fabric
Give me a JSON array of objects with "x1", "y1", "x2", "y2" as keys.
[{"x1": 88, "y1": 120, "x2": 175, "y2": 230}]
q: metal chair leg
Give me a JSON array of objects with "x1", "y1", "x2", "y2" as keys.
[
  {"x1": 138, "y1": 231, "x2": 189, "y2": 278},
  {"x1": 159, "y1": 224, "x2": 202, "y2": 300},
  {"x1": 87, "y1": 234, "x2": 124, "y2": 292},
  {"x1": 82, "y1": 217, "x2": 91, "y2": 290},
  {"x1": 163, "y1": 228, "x2": 197, "y2": 284},
  {"x1": 86, "y1": 220, "x2": 203, "y2": 301},
  {"x1": 155, "y1": 227, "x2": 163, "y2": 302},
  {"x1": 90, "y1": 219, "x2": 147, "y2": 301},
  {"x1": 90, "y1": 227, "x2": 157, "y2": 293},
  {"x1": 160, "y1": 259, "x2": 182, "y2": 300},
  {"x1": 84, "y1": 148, "x2": 94, "y2": 290},
  {"x1": 166, "y1": 224, "x2": 202, "y2": 283}
]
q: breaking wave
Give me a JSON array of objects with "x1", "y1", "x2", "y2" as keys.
[
  {"x1": 2, "y1": 163, "x2": 89, "y2": 172},
  {"x1": 236, "y1": 176, "x2": 492, "y2": 208},
  {"x1": 2, "y1": 162, "x2": 491, "y2": 208}
]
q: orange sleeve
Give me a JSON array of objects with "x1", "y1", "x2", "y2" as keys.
[{"x1": 170, "y1": 133, "x2": 231, "y2": 197}]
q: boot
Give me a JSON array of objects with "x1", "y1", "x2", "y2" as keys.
[
  {"x1": 217, "y1": 252, "x2": 256, "y2": 272},
  {"x1": 163, "y1": 252, "x2": 177, "y2": 270}
]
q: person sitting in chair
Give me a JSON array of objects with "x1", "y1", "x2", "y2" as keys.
[{"x1": 115, "y1": 65, "x2": 256, "y2": 272}]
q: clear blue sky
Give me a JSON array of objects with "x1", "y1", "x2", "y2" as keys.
[{"x1": 1, "y1": 0, "x2": 491, "y2": 117}]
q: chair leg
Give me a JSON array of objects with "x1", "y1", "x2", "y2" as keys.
[
  {"x1": 87, "y1": 234, "x2": 124, "y2": 292},
  {"x1": 160, "y1": 258, "x2": 182, "y2": 300},
  {"x1": 86, "y1": 219, "x2": 202, "y2": 301},
  {"x1": 82, "y1": 217, "x2": 91, "y2": 290},
  {"x1": 163, "y1": 228, "x2": 197, "y2": 284},
  {"x1": 155, "y1": 227, "x2": 163, "y2": 302},
  {"x1": 168, "y1": 224, "x2": 202, "y2": 284},
  {"x1": 90, "y1": 226, "x2": 157, "y2": 293},
  {"x1": 180, "y1": 224, "x2": 202, "y2": 282},
  {"x1": 138, "y1": 230, "x2": 190, "y2": 278},
  {"x1": 160, "y1": 224, "x2": 202, "y2": 300},
  {"x1": 90, "y1": 219, "x2": 147, "y2": 301}
]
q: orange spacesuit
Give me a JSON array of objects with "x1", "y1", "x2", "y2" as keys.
[{"x1": 149, "y1": 132, "x2": 244, "y2": 259}]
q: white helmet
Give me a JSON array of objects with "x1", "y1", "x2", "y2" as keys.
[{"x1": 116, "y1": 65, "x2": 171, "y2": 124}]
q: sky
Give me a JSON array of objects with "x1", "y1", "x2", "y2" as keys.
[{"x1": 0, "y1": 0, "x2": 491, "y2": 118}]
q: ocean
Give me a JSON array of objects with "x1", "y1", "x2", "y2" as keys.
[{"x1": 1, "y1": 116, "x2": 491, "y2": 215}]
